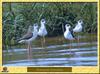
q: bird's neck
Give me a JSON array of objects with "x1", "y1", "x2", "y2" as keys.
[
  {"x1": 78, "y1": 23, "x2": 82, "y2": 26},
  {"x1": 65, "y1": 28, "x2": 69, "y2": 31},
  {"x1": 28, "y1": 28, "x2": 32, "y2": 33},
  {"x1": 27, "y1": 30, "x2": 32, "y2": 33},
  {"x1": 34, "y1": 28, "x2": 38, "y2": 33},
  {"x1": 41, "y1": 23, "x2": 45, "y2": 28}
]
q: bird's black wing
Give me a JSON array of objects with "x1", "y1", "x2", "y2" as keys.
[
  {"x1": 20, "y1": 32, "x2": 33, "y2": 40},
  {"x1": 69, "y1": 28, "x2": 75, "y2": 38}
]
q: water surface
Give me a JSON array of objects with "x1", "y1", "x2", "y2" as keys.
[{"x1": 3, "y1": 33, "x2": 97, "y2": 66}]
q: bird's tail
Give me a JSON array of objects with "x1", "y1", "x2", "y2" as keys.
[{"x1": 18, "y1": 40, "x2": 25, "y2": 43}]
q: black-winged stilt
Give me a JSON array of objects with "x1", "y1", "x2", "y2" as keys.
[
  {"x1": 18, "y1": 24, "x2": 38, "y2": 59},
  {"x1": 73, "y1": 20, "x2": 83, "y2": 47},
  {"x1": 64, "y1": 24, "x2": 76, "y2": 49},
  {"x1": 38, "y1": 19, "x2": 47, "y2": 48}
]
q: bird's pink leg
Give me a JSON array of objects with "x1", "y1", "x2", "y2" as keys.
[
  {"x1": 41, "y1": 37, "x2": 43, "y2": 48},
  {"x1": 43, "y1": 36, "x2": 45, "y2": 47},
  {"x1": 71, "y1": 40, "x2": 75, "y2": 54},
  {"x1": 27, "y1": 43, "x2": 30, "y2": 60},
  {"x1": 68, "y1": 40, "x2": 71, "y2": 49},
  {"x1": 29, "y1": 44, "x2": 32, "y2": 59},
  {"x1": 78, "y1": 33, "x2": 80, "y2": 48},
  {"x1": 69, "y1": 41, "x2": 72, "y2": 53},
  {"x1": 27, "y1": 43, "x2": 32, "y2": 60}
]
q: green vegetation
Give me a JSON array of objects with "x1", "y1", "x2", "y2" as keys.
[{"x1": 2, "y1": 3, "x2": 97, "y2": 50}]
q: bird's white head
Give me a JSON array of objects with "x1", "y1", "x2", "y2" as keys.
[
  {"x1": 33, "y1": 23, "x2": 38, "y2": 30},
  {"x1": 78, "y1": 19, "x2": 83, "y2": 24},
  {"x1": 65, "y1": 24, "x2": 71, "y2": 29},
  {"x1": 28, "y1": 25, "x2": 33, "y2": 32},
  {"x1": 41, "y1": 19, "x2": 46, "y2": 25}
]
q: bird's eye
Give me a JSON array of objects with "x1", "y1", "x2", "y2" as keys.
[
  {"x1": 34, "y1": 24, "x2": 36, "y2": 26},
  {"x1": 79, "y1": 20, "x2": 82, "y2": 23},
  {"x1": 67, "y1": 24, "x2": 69, "y2": 26},
  {"x1": 42, "y1": 19, "x2": 45, "y2": 22}
]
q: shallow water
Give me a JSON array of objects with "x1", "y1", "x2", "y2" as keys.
[{"x1": 3, "y1": 33, "x2": 97, "y2": 66}]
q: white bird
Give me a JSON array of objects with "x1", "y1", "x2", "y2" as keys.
[
  {"x1": 64, "y1": 24, "x2": 76, "y2": 49},
  {"x1": 18, "y1": 24, "x2": 38, "y2": 59},
  {"x1": 38, "y1": 19, "x2": 47, "y2": 48},
  {"x1": 64, "y1": 24, "x2": 75, "y2": 40},
  {"x1": 73, "y1": 20, "x2": 83, "y2": 32},
  {"x1": 73, "y1": 19, "x2": 83, "y2": 48}
]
